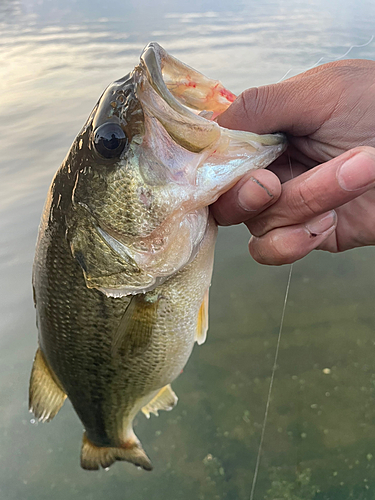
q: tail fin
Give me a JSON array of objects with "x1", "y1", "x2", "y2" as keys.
[{"x1": 80, "y1": 432, "x2": 153, "y2": 471}]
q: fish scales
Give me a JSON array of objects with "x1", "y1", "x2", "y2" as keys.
[{"x1": 29, "y1": 42, "x2": 286, "y2": 471}]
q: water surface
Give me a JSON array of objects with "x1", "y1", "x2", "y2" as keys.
[{"x1": 1, "y1": 1, "x2": 375, "y2": 498}]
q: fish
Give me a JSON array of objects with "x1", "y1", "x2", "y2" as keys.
[{"x1": 29, "y1": 42, "x2": 286, "y2": 471}]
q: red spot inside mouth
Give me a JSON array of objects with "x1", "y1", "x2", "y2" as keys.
[
  {"x1": 219, "y1": 88, "x2": 236, "y2": 102},
  {"x1": 184, "y1": 75, "x2": 197, "y2": 88}
]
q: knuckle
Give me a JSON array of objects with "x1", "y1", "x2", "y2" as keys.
[
  {"x1": 351, "y1": 145, "x2": 375, "y2": 158},
  {"x1": 317, "y1": 61, "x2": 375, "y2": 96},
  {"x1": 249, "y1": 237, "x2": 268, "y2": 264},
  {"x1": 316, "y1": 60, "x2": 364, "y2": 81},
  {"x1": 295, "y1": 180, "x2": 325, "y2": 218},
  {"x1": 246, "y1": 217, "x2": 270, "y2": 237},
  {"x1": 211, "y1": 205, "x2": 232, "y2": 226},
  {"x1": 267, "y1": 233, "x2": 295, "y2": 265},
  {"x1": 241, "y1": 86, "x2": 271, "y2": 121},
  {"x1": 250, "y1": 233, "x2": 294, "y2": 266}
]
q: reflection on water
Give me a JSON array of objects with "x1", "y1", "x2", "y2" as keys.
[{"x1": 1, "y1": 0, "x2": 375, "y2": 498}]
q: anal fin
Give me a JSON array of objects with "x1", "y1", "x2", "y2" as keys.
[
  {"x1": 29, "y1": 348, "x2": 66, "y2": 422},
  {"x1": 81, "y1": 432, "x2": 153, "y2": 471},
  {"x1": 141, "y1": 384, "x2": 178, "y2": 419},
  {"x1": 195, "y1": 288, "x2": 209, "y2": 345}
]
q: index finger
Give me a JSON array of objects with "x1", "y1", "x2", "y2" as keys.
[
  {"x1": 217, "y1": 60, "x2": 371, "y2": 137},
  {"x1": 247, "y1": 147, "x2": 375, "y2": 237}
]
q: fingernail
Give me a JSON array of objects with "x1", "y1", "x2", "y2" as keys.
[
  {"x1": 305, "y1": 210, "x2": 336, "y2": 236},
  {"x1": 337, "y1": 152, "x2": 375, "y2": 191},
  {"x1": 238, "y1": 176, "x2": 273, "y2": 212}
]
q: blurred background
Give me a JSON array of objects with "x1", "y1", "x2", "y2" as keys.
[{"x1": 1, "y1": 0, "x2": 375, "y2": 498}]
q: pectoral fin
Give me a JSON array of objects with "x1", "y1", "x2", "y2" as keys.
[
  {"x1": 195, "y1": 288, "x2": 209, "y2": 345},
  {"x1": 141, "y1": 384, "x2": 178, "y2": 418},
  {"x1": 112, "y1": 294, "x2": 161, "y2": 358},
  {"x1": 29, "y1": 348, "x2": 67, "y2": 422}
]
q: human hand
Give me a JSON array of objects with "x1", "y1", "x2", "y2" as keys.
[{"x1": 211, "y1": 59, "x2": 375, "y2": 264}]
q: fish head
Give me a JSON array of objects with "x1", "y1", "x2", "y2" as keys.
[{"x1": 65, "y1": 42, "x2": 286, "y2": 296}]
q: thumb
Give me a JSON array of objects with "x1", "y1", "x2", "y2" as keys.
[{"x1": 217, "y1": 66, "x2": 342, "y2": 136}]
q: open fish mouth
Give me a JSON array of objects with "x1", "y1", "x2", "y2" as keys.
[
  {"x1": 140, "y1": 42, "x2": 237, "y2": 122},
  {"x1": 136, "y1": 42, "x2": 285, "y2": 155}
]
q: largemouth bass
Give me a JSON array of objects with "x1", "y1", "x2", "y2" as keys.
[{"x1": 29, "y1": 42, "x2": 286, "y2": 471}]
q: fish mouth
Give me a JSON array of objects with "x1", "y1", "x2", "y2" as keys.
[
  {"x1": 139, "y1": 42, "x2": 237, "y2": 121},
  {"x1": 136, "y1": 42, "x2": 286, "y2": 152}
]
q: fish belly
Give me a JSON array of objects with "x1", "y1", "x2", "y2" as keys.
[{"x1": 32, "y1": 213, "x2": 217, "y2": 449}]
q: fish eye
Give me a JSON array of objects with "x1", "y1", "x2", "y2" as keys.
[{"x1": 93, "y1": 123, "x2": 128, "y2": 159}]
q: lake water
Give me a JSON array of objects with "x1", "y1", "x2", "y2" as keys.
[{"x1": 1, "y1": 0, "x2": 375, "y2": 498}]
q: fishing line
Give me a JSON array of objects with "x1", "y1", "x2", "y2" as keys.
[
  {"x1": 249, "y1": 34, "x2": 373, "y2": 497},
  {"x1": 249, "y1": 155, "x2": 294, "y2": 500},
  {"x1": 249, "y1": 265, "x2": 293, "y2": 500},
  {"x1": 277, "y1": 34, "x2": 374, "y2": 83}
]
